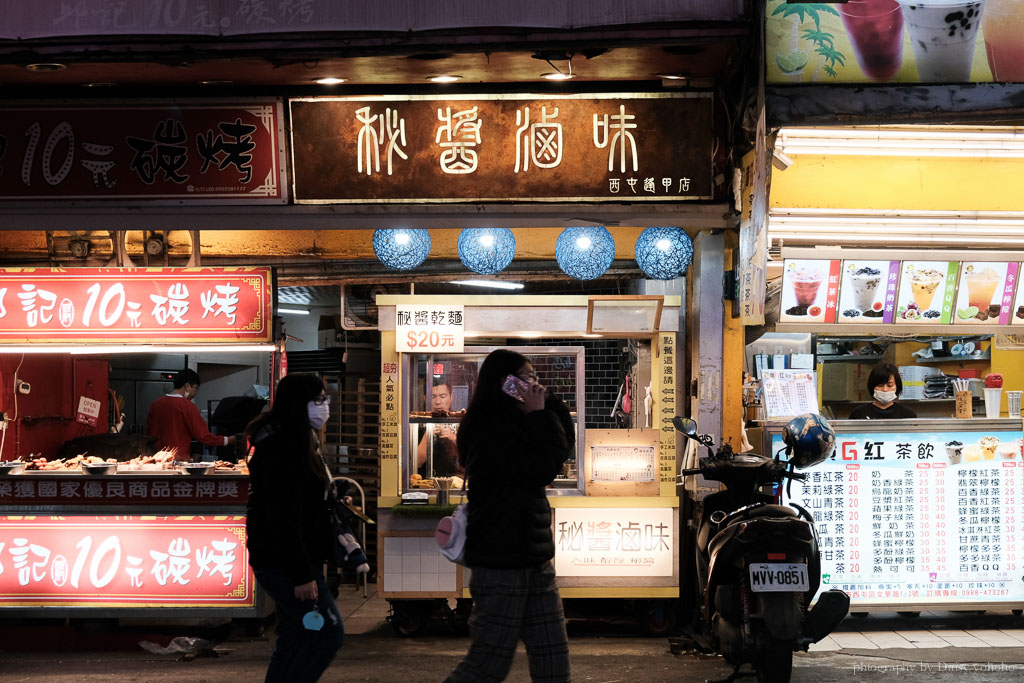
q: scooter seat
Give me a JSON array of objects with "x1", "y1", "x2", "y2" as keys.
[{"x1": 725, "y1": 503, "x2": 798, "y2": 523}]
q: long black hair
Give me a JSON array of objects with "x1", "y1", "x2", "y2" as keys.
[
  {"x1": 457, "y1": 349, "x2": 534, "y2": 468},
  {"x1": 246, "y1": 372, "x2": 328, "y2": 484}
]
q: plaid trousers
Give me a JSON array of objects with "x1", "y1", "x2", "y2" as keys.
[{"x1": 445, "y1": 561, "x2": 570, "y2": 683}]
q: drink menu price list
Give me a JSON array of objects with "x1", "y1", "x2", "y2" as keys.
[
  {"x1": 773, "y1": 430, "x2": 1024, "y2": 606},
  {"x1": 761, "y1": 370, "x2": 819, "y2": 419}
]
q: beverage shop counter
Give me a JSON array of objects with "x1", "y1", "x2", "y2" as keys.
[{"x1": 759, "y1": 418, "x2": 1024, "y2": 612}]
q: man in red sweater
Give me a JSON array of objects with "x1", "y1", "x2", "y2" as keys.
[{"x1": 147, "y1": 369, "x2": 235, "y2": 461}]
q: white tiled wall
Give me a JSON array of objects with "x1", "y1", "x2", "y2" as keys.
[{"x1": 382, "y1": 536, "x2": 458, "y2": 593}]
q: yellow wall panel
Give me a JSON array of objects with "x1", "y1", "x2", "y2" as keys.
[{"x1": 771, "y1": 155, "x2": 1024, "y2": 212}]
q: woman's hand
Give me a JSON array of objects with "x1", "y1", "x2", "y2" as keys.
[
  {"x1": 294, "y1": 580, "x2": 318, "y2": 601},
  {"x1": 523, "y1": 382, "x2": 547, "y2": 413}
]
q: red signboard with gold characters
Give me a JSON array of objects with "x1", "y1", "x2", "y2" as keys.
[
  {"x1": 0, "y1": 515, "x2": 255, "y2": 608},
  {"x1": 0, "y1": 267, "x2": 271, "y2": 344}
]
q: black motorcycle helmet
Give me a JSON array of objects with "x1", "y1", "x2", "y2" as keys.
[{"x1": 782, "y1": 413, "x2": 836, "y2": 469}]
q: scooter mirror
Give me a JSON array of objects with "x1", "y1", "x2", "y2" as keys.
[{"x1": 672, "y1": 416, "x2": 698, "y2": 438}]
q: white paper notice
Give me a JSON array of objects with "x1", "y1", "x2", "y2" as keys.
[{"x1": 761, "y1": 370, "x2": 819, "y2": 418}]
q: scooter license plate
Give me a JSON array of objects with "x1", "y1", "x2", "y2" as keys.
[{"x1": 748, "y1": 563, "x2": 809, "y2": 592}]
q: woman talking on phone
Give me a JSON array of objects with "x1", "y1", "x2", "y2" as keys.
[{"x1": 445, "y1": 349, "x2": 574, "y2": 683}]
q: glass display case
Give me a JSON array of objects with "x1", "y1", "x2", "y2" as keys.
[{"x1": 401, "y1": 346, "x2": 585, "y2": 493}]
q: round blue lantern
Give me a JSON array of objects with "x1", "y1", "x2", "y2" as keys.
[
  {"x1": 372, "y1": 229, "x2": 431, "y2": 270},
  {"x1": 457, "y1": 228, "x2": 516, "y2": 275},
  {"x1": 555, "y1": 226, "x2": 615, "y2": 280},
  {"x1": 634, "y1": 227, "x2": 693, "y2": 280}
]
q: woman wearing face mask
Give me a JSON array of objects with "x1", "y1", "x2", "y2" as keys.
[
  {"x1": 848, "y1": 363, "x2": 917, "y2": 420},
  {"x1": 245, "y1": 373, "x2": 343, "y2": 682}
]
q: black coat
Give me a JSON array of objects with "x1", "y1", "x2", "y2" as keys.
[
  {"x1": 461, "y1": 400, "x2": 571, "y2": 569},
  {"x1": 246, "y1": 428, "x2": 331, "y2": 585}
]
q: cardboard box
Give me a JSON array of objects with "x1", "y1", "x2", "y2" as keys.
[{"x1": 821, "y1": 362, "x2": 872, "y2": 402}]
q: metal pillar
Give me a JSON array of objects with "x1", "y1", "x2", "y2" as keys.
[{"x1": 688, "y1": 230, "x2": 725, "y2": 445}]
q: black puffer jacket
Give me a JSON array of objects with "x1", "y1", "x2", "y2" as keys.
[
  {"x1": 246, "y1": 427, "x2": 331, "y2": 585},
  {"x1": 461, "y1": 398, "x2": 572, "y2": 569}
]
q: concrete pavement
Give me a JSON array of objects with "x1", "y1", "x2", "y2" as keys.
[{"x1": 1, "y1": 585, "x2": 1023, "y2": 682}]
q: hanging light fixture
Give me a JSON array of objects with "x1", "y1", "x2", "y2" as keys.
[
  {"x1": 457, "y1": 228, "x2": 516, "y2": 275},
  {"x1": 372, "y1": 229, "x2": 432, "y2": 270},
  {"x1": 555, "y1": 226, "x2": 615, "y2": 280},
  {"x1": 634, "y1": 227, "x2": 693, "y2": 280}
]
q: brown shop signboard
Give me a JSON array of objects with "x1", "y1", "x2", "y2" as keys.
[{"x1": 289, "y1": 93, "x2": 712, "y2": 203}]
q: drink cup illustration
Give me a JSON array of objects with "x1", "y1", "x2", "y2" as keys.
[
  {"x1": 983, "y1": 0, "x2": 1024, "y2": 81},
  {"x1": 850, "y1": 267, "x2": 883, "y2": 311},
  {"x1": 840, "y1": 0, "x2": 905, "y2": 81},
  {"x1": 965, "y1": 266, "x2": 1001, "y2": 309},
  {"x1": 910, "y1": 269, "x2": 943, "y2": 310},
  {"x1": 898, "y1": 0, "x2": 987, "y2": 82},
  {"x1": 790, "y1": 270, "x2": 823, "y2": 308},
  {"x1": 945, "y1": 440, "x2": 963, "y2": 464}
]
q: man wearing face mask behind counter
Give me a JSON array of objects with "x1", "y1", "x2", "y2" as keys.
[{"x1": 848, "y1": 363, "x2": 917, "y2": 420}]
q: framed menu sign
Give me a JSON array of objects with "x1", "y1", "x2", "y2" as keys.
[
  {"x1": 836, "y1": 260, "x2": 899, "y2": 324},
  {"x1": 772, "y1": 427, "x2": 1024, "y2": 609},
  {"x1": 895, "y1": 261, "x2": 959, "y2": 325},
  {"x1": 953, "y1": 262, "x2": 1018, "y2": 326},
  {"x1": 778, "y1": 259, "x2": 841, "y2": 324}
]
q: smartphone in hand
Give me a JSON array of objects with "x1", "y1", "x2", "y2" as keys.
[{"x1": 501, "y1": 374, "x2": 531, "y2": 403}]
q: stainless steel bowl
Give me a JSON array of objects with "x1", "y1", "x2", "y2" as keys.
[
  {"x1": 0, "y1": 461, "x2": 25, "y2": 475},
  {"x1": 179, "y1": 462, "x2": 214, "y2": 476},
  {"x1": 81, "y1": 462, "x2": 117, "y2": 475}
]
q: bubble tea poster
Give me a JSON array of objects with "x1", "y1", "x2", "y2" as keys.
[
  {"x1": 779, "y1": 259, "x2": 841, "y2": 324},
  {"x1": 766, "y1": 0, "x2": 999, "y2": 85},
  {"x1": 895, "y1": 261, "x2": 959, "y2": 325},
  {"x1": 836, "y1": 260, "x2": 900, "y2": 324},
  {"x1": 953, "y1": 261, "x2": 1016, "y2": 325}
]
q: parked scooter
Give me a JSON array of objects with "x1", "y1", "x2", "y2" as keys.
[{"x1": 671, "y1": 414, "x2": 850, "y2": 683}]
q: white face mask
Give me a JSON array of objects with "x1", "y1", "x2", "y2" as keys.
[
  {"x1": 307, "y1": 401, "x2": 330, "y2": 429},
  {"x1": 874, "y1": 389, "x2": 897, "y2": 405}
]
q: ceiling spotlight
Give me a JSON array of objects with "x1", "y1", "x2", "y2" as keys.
[
  {"x1": 656, "y1": 73, "x2": 688, "y2": 80},
  {"x1": 83, "y1": 82, "x2": 118, "y2": 88},
  {"x1": 25, "y1": 63, "x2": 67, "y2": 72},
  {"x1": 429, "y1": 75, "x2": 461, "y2": 83},
  {"x1": 540, "y1": 55, "x2": 575, "y2": 81},
  {"x1": 315, "y1": 77, "x2": 347, "y2": 85},
  {"x1": 199, "y1": 80, "x2": 234, "y2": 86}
]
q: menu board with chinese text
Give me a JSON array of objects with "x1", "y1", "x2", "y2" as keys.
[
  {"x1": 779, "y1": 259, "x2": 840, "y2": 324},
  {"x1": 591, "y1": 445, "x2": 657, "y2": 482},
  {"x1": 773, "y1": 427, "x2": 1024, "y2": 607},
  {"x1": 895, "y1": 261, "x2": 959, "y2": 325},
  {"x1": 836, "y1": 259, "x2": 899, "y2": 324}
]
